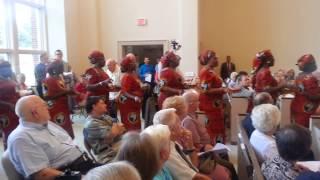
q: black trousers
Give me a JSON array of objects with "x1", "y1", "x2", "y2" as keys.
[{"x1": 59, "y1": 153, "x2": 100, "y2": 174}]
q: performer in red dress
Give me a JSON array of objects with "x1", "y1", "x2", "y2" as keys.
[
  {"x1": 118, "y1": 54, "x2": 143, "y2": 130},
  {"x1": 0, "y1": 62, "x2": 19, "y2": 149},
  {"x1": 291, "y1": 54, "x2": 320, "y2": 127},
  {"x1": 85, "y1": 50, "x2": 111, "y2": 104},
  {"x1": 43, "y1": 62, "x2": 75, "y2": 138},
  {"x1": 252, "y1": 50, "x2": 286, "y2": 102},
  {"x1": 158, "y1": 51, "x2": 185, "y2": 109},
  {"x1": 198, "y1": 50, "x2": 229, "y2": 143}
]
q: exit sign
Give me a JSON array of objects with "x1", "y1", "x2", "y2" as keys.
[{"x1": 136, "y1": 18, "x2": 147, "y2": 26}]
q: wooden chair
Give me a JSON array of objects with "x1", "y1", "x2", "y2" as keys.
[
  {"x1": 278, "y1": 95, "x2": 294, "y2": 127},
  {"x1": 230, "y1": 97, "x2": 248, "y2": 144},
  {"x1": 310, "y1": 115, "x2": 320, "y2": 160},
  {"x1": 237, "y1": 114, "x2": 264, "y2": 180}
]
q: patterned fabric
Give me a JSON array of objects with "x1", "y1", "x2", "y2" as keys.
[
  {"x1": 0, "y1": 79, "x2": 19, "y2": 149},
  {"x1": 291, "y1": 73, "x2": 320, "y2": 127},
  {"x1": 84, "y1": 115, "x2": 120, "y2": 164},
  {"x1": 43, "y1": 76, "x2": 74, "y2": 138},
  {"x1": 118, "y1": 73, "x2": 143, "y2": 131},
  {"x1": 261, "y1": 155, "x2": 299, "y2": 180},
  {"x1": 85, "y1": 67, "x2": 110, "y2": 101},
  {"x1": 198, "y1": 67, "x2": 225, "y2": 141},
  {"x1": 254, "y1": 67, "x2": 278, "y2": 100},
  {"x1": 158, "y1": 68, "x2": 184, "y2": 109}
]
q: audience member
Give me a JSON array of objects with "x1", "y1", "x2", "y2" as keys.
[
  {"x1": 242, "y1": 92, "x2": 273, "y2": 138},
  {"x1": 220, "y1": 55, "x2": 236, "y2": 81},
  {"x1": 250, "y1": 104, "x2": 280, "y2": 163},
  {"x1": 105, "y1": 58, "x2": 121, "y2": 120},
  {"x1": 142, "y1": 124, "x2": 174, "y2": 180},
  {"x1": 162, "y1": 95, "x2": 188, "y2": 120},
  {"x1": 43, "y1": 61, "x2": 75, "y2": 138},
  {"x1": 227, "y1": 71, "x2": 238, "y2": 89},
  {"x1": 232, "y1": 72, "x2": 254, "y2": 98},
  {"x1": 34, "y1": 52, "x2": 49, "y2": 98},
  {"x1": 54, "y1": 49, "x2": 71, "y2": 72},
  {"x1": 139, "y1": 56, "x2": 155, "y2": 83},
  {"x1": 115, "y1": 132, "x2": 160, "y2": 180},
  {"x1": 84, "y1": 96, "x2": 125, "y2": 164},
  {"x1": 84, "y1": 161, "x2": 141, "y2": 180},
  {"x1": 153, "y1": 108, "x2": 229, "y2": 180},
  {"x1": 262, "y1": 125, "x2": 312, "y2": 180},
  {"x1": 0, "y1": 61, "x2": 20, "y2": 149},
  {"x1": 17, "y1": 73, "x2": 33, "y2": 96},
  {"x1": 74, "y1": 74, "x2": 88, "y2": 106},
  {"x1": 8, "y1": 95, "x2": 97, "y2": 179}
]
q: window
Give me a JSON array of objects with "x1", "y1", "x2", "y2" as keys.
[{"x1": 0, "y1": 0, "x2": 46, "y2": 85}]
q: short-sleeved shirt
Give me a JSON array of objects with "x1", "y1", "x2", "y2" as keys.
[
  {"x1": 182, "y1": 114, "x2": 211, "y2": 145},
  {"x1": 8, "y1": 120, "x2": 82, "y2": 178},
  {"x1": 34, "y1": 63, "x2": 47, "y2": 84},
  {"x1": 153, "y1": 166, "x2": 173, "y2": 180},
  {"x1": 84, "y1": 115, "x2": 120, "y2": 163},
  {"x1": 165, "y1": 142, "x2": 198, "y2": 180}
]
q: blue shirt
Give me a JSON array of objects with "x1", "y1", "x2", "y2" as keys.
[
  {"x1": 153, "y1": 166, "x2": 173, "y2": 180},
  {"x1": 139, "y1": 64, "x2": 155, "y2": 82},
  {"x1": 34, "y1": 63, "x2": 47, "y2": 84},
  {"x1": 8, "y1": 120, "x2": 82, "y2": 178}
]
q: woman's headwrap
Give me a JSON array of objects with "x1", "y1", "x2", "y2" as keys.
[
  {"x1": 256, "y1": 49, "x2": 274, "y2": 63},
  {"x1": 88, "y1": 50, "x2": 105, "y2": 64},
  {"x1": 198, "y1": 50, "x2": 216, "y2": 65},
  {"x1": 47, "y1": 61, "x2": 63, "y2": 76},
  {"x1": 120, "y1": 55, "x2": 136, "y2": 72},
  {"x1": 297, "y1": 54, "x2": 317, "y2": 73},
  {"x1": 160, "y1": 51, "x2": 181, "y2": 67}
]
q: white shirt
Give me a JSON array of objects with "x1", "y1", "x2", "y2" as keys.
[
  {"x1": 105, "y1": 66, "x2": 121, "y2": 100},
  {"x1": 250, "y1": 130, "x2": 278, "y2": 164}
]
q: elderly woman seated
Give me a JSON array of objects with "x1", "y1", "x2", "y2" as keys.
[
  {"x1": 83, "y1": 96, "x2": 126, "y2": 164},
  {"x1": 83, "y1": 161, "x2": 141, "y2": 180},
  {"x1": 262, "y1": 125, "x2": 312, "y2": 180},
  {"x1": 142, "y1": 124, "x2": 174, "y2": 180},
  {"x1": 153, "y1": 108, "x2": 230, "y2": 180},
  {"x1": 115, "y1": 132, "x2": 160, "y2": 180},
  {"x1": 250, "y1": 103, "x2": 281, "y2": 164}
]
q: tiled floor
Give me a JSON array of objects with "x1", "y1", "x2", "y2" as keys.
[{"x1": 0, "y1": 114, "x2": 238, "y2": 179}]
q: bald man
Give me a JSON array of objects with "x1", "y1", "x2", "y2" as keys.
[{"x1": 7, "y1": 95, "x2": 97, "y2": 179}]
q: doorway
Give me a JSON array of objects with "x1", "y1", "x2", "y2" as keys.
[{"x1": 118, "y1": 40, "x2": 169, "y2": 66}]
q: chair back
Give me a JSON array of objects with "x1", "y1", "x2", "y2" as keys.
[
  {"x1": 310, "y1": 115, "x2": 320, "y2": 160},
  {"x1": 230, "y1": 97, "x2": 248, "y2": 143},
  {"x1": 1, "y1": 150, "x2": 23, "y2": 180},
  {"x1": 237, "y1": 114, "x2": 264, "y2": 180},
  {"x1": 278, "y1": 95, "x2": 294, "y2": 127}
]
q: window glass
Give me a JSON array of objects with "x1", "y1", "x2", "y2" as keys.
[
  {"x1": 15, "y1": 2, "x2": 43, "y2": 50},
  {"x1": 0, "y1": 0, "x2": 7, "y2": 48},
  {"x1": 19, "y1": 54, "x2": 40, "y2": 86}
]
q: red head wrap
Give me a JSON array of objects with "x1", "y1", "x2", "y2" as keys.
[
  {"x1": 88, "y1": 50, "x2": 105, "y2": 64},
  {"x1": 120, "y1": 55, "x2": 136, "y2": 72},
  {"x1": 256, "y1": 49, "x2": 273, "y2": 63},
  {"x1": 198, "y1": 50, "x2": 216, "y2": 65},
  {"x1": 160, "y1": 51, "x2": 181, "y2": 67}
]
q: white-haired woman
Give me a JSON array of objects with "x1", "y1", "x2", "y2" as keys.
[
  {"x1": 83, "y1": 161, "x2": 141, "y2": 180},
  {"x1": 250, "y1": 104, "x2": 281, "y2": 163},
  {"x1": 142, "y1": 124, "x2": 173, "y2": 180}
]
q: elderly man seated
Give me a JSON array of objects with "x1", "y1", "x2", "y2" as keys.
[{"x1": 8, "y1": 95, "x2": 97, "y2": 179}]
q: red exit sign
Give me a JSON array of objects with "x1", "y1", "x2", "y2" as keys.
[{"x1": 136, "y1": 18, "x2": 147, "y2": 26}]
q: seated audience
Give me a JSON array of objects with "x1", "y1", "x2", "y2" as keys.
[
  {"x1": 162, "y1": 95, "x2": 188, "y2": 121},
  {"x1": 84, "y1": 161, "x2": 141, "y2": 180},
  {"x1": 296, "y1": 171, "x2": 320, "y2": 180},
  {"x1": 84, "y1": 96, "x2": 125, "y2": 164},
  {"x1": 182, "y1": 90, "x2": 238, "y2": 180},
  {"x1": 232, "y1": 72, "x2": 254, "y2": 98},
  {"x1": 17, "y1": 73, "x2": 33, "y2": 96},
  {"x1": 115, "y1": 132, "x2": 160, "y2": 180},
  {"x1": 262, "y1": 125, "x2": 312, "y2": 180},
  {"x1": 8, "y1": 95, "x2": 97, "y2": 179},
  {"x1": 227, "y1": 71, "x2": 238, "y2": 89},
  {"x1": 153, "y1": 108, "x2": 229, "y2": 180},
  {"x1": 250, "y1": 103, "x2": 280, "y2": 163},
  {"x1": 242, "y1": 92, "x2": 273, "y2": 138},
  {"x1": 142, "y1": 124, "x2": 174, "y2": 180}
]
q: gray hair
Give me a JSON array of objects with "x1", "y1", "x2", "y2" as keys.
[
  {"x1": 153, "y1": 108, "x2": 177, "y2": 127},
  {"x1": 15, "y1": 95, "x2": 40, "y2": 120},
  {"x1": 251, "y1": 104, "x2": 281, "y2": 133},
  {"x1": 142, "y1": 124, "x2": 171, "y2": 153},
  {"x1": 182, "y1": 89, "x2": 199, "y2": 103},
  {"x1": 253, "y1": 92, "x2": 273, "y2": 106},
  {"x1": 83, "y1": 161, "x2": 141, "y2": 180},
  {"x1": 106, "y1": 58, "x2": 117, "y2": 65}
]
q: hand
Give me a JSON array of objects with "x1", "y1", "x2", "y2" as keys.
[
  {"x1": 204, "y1": 144, "x2": 214, "y2": 152},
  {"x1": 180, "y1": 128, "x2": 194, "y2": 150},
  {"x1": 223, "y1": 88, "x2": 231, "y2": 94},
  {"x1": 111, "y1": 123, "x2": 126, "y2": 136},
  {"x1": 134, "y1": 96, "x2": 141, "y2": 103},
  {"x1": 101, "y1": 79, "x2": 113, "y2": 86},
  {"x1": 294, "y1": 164, "x2": 310, "y2": 173}
]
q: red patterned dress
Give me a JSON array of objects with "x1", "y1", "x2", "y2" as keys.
[
  {"x1": 254, "y1": 67, "x2": 279, "y2": 101},
  {"x1": 291, "y1": 74, "x2": 320, "y2": 127},
  {"x1": 0, "y1": 79, "x2": 19, "y2": 149},
  {"x1": 158, "y1": 68, "x2": 184, "y2": 109},
  {"x1": 85, "y1": 67, "x2": 110, "y2": 103},
  {"x1": 43, "y1": 77, "x2": 74, "y2": 138},
  {"x1": 118, "y1": 73, "x2": 143, "y2": 131},
  {"x1": 199, "y1": 68, "x2": 225, "y2": 142}
]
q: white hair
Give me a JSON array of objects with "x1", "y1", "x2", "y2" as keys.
[
  {"x1": 15, "y1": 95, "x2": 40, "y2": 120},
  {"x1": 153, "y1": 108, "x2": 177, "y2": 127},
  {"x1": 251, "y1": 104, "x2": 281, "y2": 133},
  {"x1": 83, "y1": 161, "x2": 141, "y2": 180},
  {"x1": 182, "y1": 89, "x2": 199, "y2": 103},
  {"x1": 106, "y1": 58, "x2": 117, "y2": 65},
  {"x1": 142, "y1": 124, "x2": 171, "y2": 152}
]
